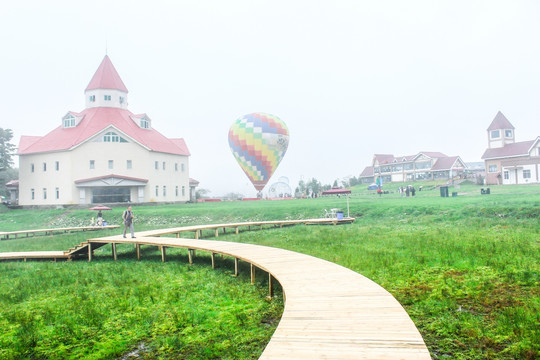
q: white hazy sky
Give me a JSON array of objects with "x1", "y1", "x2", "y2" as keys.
[{"x1": 1, "y1": 1, "x2": 539, "y2": 197}]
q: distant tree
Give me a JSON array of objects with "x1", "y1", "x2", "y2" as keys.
[
  {"x1": 0, "y1": 128, "x2": 16, "y2": 171},
  {"x1": 349, "y1": 176, "x2": 359, "y2": 187},
  {"x1": 223, "y1": 192, "x2": 244, "y2": 200},
  {"x1": 332, "y1": 180, "x2": 338, "y2": 188},
  {"x1": 0, "y1": 168, "x2": 18, "y2": 198},
  {"x1": 307, "y1": 178, "x2": 322, "y2": 196},
  {"x1": 195, "y1": 188, "x2": 210, "y2": 200}
]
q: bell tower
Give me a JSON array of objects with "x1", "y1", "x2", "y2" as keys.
[
  {"x1": 84, "y1": 55, "x2": 129, "y2": 109},
  {"x1": 487, "y1": 111, "x2": 515, "y2": 149}
]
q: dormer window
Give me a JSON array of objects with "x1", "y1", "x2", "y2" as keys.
[
  {"x1": 63, "y1": 114, "x2": 76, "y2": 128},
  {"x1": 103, "y1": 131, "x2": 127, "y2": 143},
  {"x1": 119, "y1": 96, "x2": 125, "y2": 104},
  {"x1": 89, "y1": 95, "x2": 96, "y2": 102},
  {"x1": 140, "y1": 117, "x2": 150, "y2": 129},
  {"x1": 505, "y1": 130, "x2": 513, "y2": 138},
  {"x1": 104, "y1": 95, "x2": 111, "y2": 101},
  {"x1": 491, "y1": 130, "x2": 500, "y2": 139}
]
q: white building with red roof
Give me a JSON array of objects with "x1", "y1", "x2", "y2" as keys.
[
  {"x1": 359, "y1": 152, "x2": 467, "y2": 184},
  {"x1": 481, "y1": 111, "x2": 540, "y2": 185},
  {"x1": 17, "y1": 56, "x2": 192, "y2": 205}
]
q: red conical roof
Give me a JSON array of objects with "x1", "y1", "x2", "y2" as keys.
[
  {"x1": 487, "y1": 111, "x2": 514, "y2": 131},
  {"x1": 85, "y1": 55, "x2": 128, "y2": 93}
]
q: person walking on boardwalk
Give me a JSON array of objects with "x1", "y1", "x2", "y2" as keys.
[{"x1": 122, "y1": 206, "x2": 135, "y2": 238}]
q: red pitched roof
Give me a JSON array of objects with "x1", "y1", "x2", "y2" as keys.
[
  {"x1": 359, "y1": 166, "x2": 374, "y2": 177},
  {"x1": 431, "y1": 156, "x2": 464, "y2": 171},
  {"x1": 487, "y1": 111, "x2": 514, "y2": 131},
  {"x1": 419, "y1": 151, "x2": 447, "y2": 158},
  {"x1": 85, "y1": 55, "x2": 128, "y2": 93},
  {"x1": 482, "y1": 140, "x2": 535, "y2": 160},
  {"x1": 18, "y1": 107, "x2": 190, "y2": 156},
  {"x1": 373, "y1": 154, "x2": 395, "y2": 164}
]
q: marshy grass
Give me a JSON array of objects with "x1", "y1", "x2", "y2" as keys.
[{"x1": 0, "y1": 182, "x2": 539, "y2": 359}]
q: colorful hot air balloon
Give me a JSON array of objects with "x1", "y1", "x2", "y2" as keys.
[{"x1": 228, "y1": 113, "x2": 290, "y2": 192}]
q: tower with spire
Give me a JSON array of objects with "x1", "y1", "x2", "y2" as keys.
[
  {"x1": 486, "y1": 111, "x2": 515, "y2": 149},
  {"x1": 482, "y1": 111, "x2": 540, "y2": 185},
  {"x1": 16, "y1": 56, "x2": 195, "y2": 206}
]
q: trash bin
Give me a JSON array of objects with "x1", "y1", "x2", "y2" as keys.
[
  {"x1": 103, "y1": 221, "x2": 107, "y2": 226},
  {"x1": 440, "y1": 186, "x2": 449, "y2": 197},
  {"x1": 336, "y1": 211, "x2": 344, "y2": 220}
]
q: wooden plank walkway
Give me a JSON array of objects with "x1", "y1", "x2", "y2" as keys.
[
  {"x1": 0, "y1": 225, "x2": 120, "y2": 240},
  {"x1": 0, "y1": 218, "x2": 431, "y2": 359}
]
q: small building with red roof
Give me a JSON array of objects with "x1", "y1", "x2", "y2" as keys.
[
  {"x1": 481, "y1": 111, "x2": 540, "y2": 185},
  {"x1": 359, "y1": 152, "x2": 467, "y2": 184},
  {"x1": 17, "y1": 55, "x2": 193, "y2": 205}
]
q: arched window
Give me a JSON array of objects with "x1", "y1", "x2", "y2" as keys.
[{"x1": 103, "y1": 132, "x2": 127, "y2": 143}]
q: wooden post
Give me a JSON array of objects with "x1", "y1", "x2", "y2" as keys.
[
  {"x1": 234, "y1": 257, "x2": 239, "y2": 277},
  {"x1": 268, "y1": 273, "x2": 274, "y2": 298},
  {"x1": 176, "y1": 232, "x2": 180, "y2": 238},
  {"x1": 250, "y1": 264, "x2": 255, "y2": 285},
  {"x1": 195, "y1": 230, "x2": 199, "y2": 239},
  {"x1": 188, "y1": 249, "x2": 193, "y2": 265},
  {"x1": 136, "y1": 244, "x2": 141, "y2": 261},
  {"x1": 235, "y1": 227, "x2": 239, "y2": 235},
  {"x1": 88, "y1": 242, "x2": 92, "y2": 262},
  {"x1": 211, "y1": 252, "x2": 216, "y2": 269},
  {"x1": 161, "y1": 246, "x2": 166, "y2": 262},
  {"x1": 215, "y1": 229, "x2": 219, "y2": 238},
  {"x1": 222, "y1": 227, "x2": 226, "y2": 234},
  {"x1": 112, "y1": 243, "x2": 117, "y2": 261}
]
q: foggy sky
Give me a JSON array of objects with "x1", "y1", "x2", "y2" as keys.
[{"x1": 2, "y1": 1, "x2": 539, "y2": 196}]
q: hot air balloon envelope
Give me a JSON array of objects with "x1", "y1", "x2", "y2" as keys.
[{"x1": 228, "y1": 113, "x2": 289, "y2": 191}]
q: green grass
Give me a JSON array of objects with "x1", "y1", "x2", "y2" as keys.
[{"x1": 0, "y1": 182, "x2": 539, "y2": 359}]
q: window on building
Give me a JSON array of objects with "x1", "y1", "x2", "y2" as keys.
[
  {"x1": 55, "y1": 161, "x2": 59, "y2": 171},
  {"x1": 64, "y1": 114, "x2": 76, "y2": 128},
  {"x1": 31, "y1": 188, "x2": 35, "y2": 200},
  {"x1": 503, "y1": 171, "x2": 509, "y2": 180},
  {"x1": 155, "y1": 186, "x2": 159, "y2": 196},
  {"x1": 90, "y1": 160, "x2": 95, "y2": 169},
  {"x1": 182, "y1": 186, "x2": 185, "y2": 197},
  {"x1": 119, "y1": 96, "x2": 125, "y2": 104},
  {"x1": 140, "y1": 117, "x2": 150, "y2": 129},
  {"x1": 505, "y1": 130, "x2": 513, "y2": 138},
  {"x1": 155, "y1": 161, "x2": 159, "y2": 170},
  {"x1": 537, "y1": 148, "x2": 540, "y2": 156},
  {"x1": 488, "y1": 164, "x2": 498, "y2": 173},
  {"x1": 163, "y1": 186, "x2": 167, "y2": 196},
  {"x1": 89, "y1": 95, "x2": 96, "y2": 102},
  {"x1": 31, "y1": 163, "x2": 34, "y2": 173},
  {"x1": 56, "y1": 187, "x2": 60, "y2": 199},
  {"x1": 175, "y1": 163, "x2": 178, "y2": 171},
  {"x1": 104, "y1": 95, "x2": 111, "y2": 101},
  {"x1": 127, "y1": 160, "x2": 132, "y2": 169},
  {"x1": 491, "y1": 130, "x2": 500, "y2": 139},
  {"x1": 181, "y1": 163, "x2": 185, "y2": 172},
  {"x1": 175, "y1": 186, "x2": 179, "y2": 196},
  {"x1": 43, "y1": 188, "x2": 47, "y2": 200},
  {"x1": 108, "y1": 160, "x2": 114, "y2": 169},
  {"x1": 43, "y1": 162, "x2": 47, "y2": 172},
  {"x1": 103, "y1": 132, "x2": 127, "y2": 143},
  {"x1": 162, "y1": 162, "x2": 166, "y2": 170},
  {"x1": 523, "y1": 169, "x2": 531, "y2": 179}
]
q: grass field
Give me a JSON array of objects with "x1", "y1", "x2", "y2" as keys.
[{"x1": 0, "y1": 181, "x2": 539, "y2": 359}]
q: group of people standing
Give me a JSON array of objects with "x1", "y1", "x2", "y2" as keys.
[{"x1": 399, "y1": 185, "x2": 416, "y2": 197}]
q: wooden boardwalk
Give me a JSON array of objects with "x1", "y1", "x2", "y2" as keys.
[
  {"x1": 0, "y1": 225, "x2": 119, "y2": 240},
  {"x1": 0, "y1": 218, "x2": 431, "y2": 359}
]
